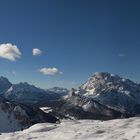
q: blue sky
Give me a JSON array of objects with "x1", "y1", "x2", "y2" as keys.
[{"x1": 0, "y1": 0, "x2": 140, "y2": 89}]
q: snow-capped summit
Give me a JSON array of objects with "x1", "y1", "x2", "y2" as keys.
[
  {"x1": 80, "y1": 72, "x2": 139, "y2": 97},
  {"x1": 81, "y1": 72, "x2": 123, "y2": 92},
  {"x1": 7, "y1": 82, "x2": 45, "y2": 94},
  {"x1": 76, "y1": 72, "x2": 140, "y2": 115},
  {"x1": 55, "y1": 72, "x2": 140, "y2": 120}
]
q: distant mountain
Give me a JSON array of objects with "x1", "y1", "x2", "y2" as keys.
[
  {"x1": 54, "y1": 72, "x2": 140, "y2": 120},
  {"x1": 0, "y1": 76, "x2": 12, "y2": 94},
  {"x1": 5, "y1": 82, "x2": 51, "y2": 106},
  {"x1": 0, "y1": 97, "x2": 58, "y2": 132},
  {"x1": 47, "y1": 87, "x2": 69, "y2": 94},
  {"x1": 0, "y1": 78, "x2": 69, "y2": 107},
  {"x1": 2, "y1": 73, "x2": 140, "y2": 120}
]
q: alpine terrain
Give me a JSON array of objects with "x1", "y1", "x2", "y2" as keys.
[{"x1": 54, "y1": 72, "x2": 140, "y2": 120}]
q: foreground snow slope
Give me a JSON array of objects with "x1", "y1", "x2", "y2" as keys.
[{"x1": 1, "y1": 117, "x2": 140, "y2": 140}]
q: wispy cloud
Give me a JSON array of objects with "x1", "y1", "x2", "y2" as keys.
[
  {"x1": 71, "y1": 81, "x2": 76, "y2": 85},
  {"x1": 12, "y1": 71, "x2": 16, "y2": 75},
  {"x1": 0, "y1": 43, "x2": 21, "y2": 61},
  {"x1": 32, "y1": 48, "x2": 42, "y2": 56},
  {"x1": 39, "y1": 67, "x2": 62, "y2": 75},
  {"x1": 118, "y1": 53, "x2": 126, "y2": 57}
]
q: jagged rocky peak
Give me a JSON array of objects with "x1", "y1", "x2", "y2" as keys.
[
  {"x1": 81, "y1": 72, "x2": 120, "y2": 89},
  {"x1": 0, "y1": 76, "x2": 10, "y2": 81},
  {"x1": 10, "y1": 82, "x2": 45, "y2": 93},
  {"x1": 93, "y1": 72, "x2": 121, "y2": 80},
  {"x1": 0, "y1": 76, "x2": 12, "y2": 93},
  {"x1": 15, "y1": 82, "x2": 38, "y2": 89},
  {"x1": 79, "y1": 72, "x2": 138, "y2": 95}
]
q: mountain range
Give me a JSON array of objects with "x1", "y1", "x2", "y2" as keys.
[
  {"x1": 1, "y1": 72, "x2": 140, "y2": 132},
  {"x1": 0, "y1": 78, "x2": 66, "y2": 132},
  {"x1": 0, "y1": 76, "x2": 68, "y2": 107}
]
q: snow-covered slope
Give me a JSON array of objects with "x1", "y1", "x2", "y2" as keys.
[
  {"x1": 0, "y1": 97, "x2": 58, "y2": 132},
  {"x1": 1, "y1": 117, "x2": 140, "y2": 140}
]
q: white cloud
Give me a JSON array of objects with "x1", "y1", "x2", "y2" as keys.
[
  {"x1": 32, "y1": 48, "x2": 42, "y2": 56},
  {"x1": 39, "y1": 67, "x2": 62, "y2": 75},
  {"x1": 0, "y1": 43, "x2": 21, "y2": 61}
]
